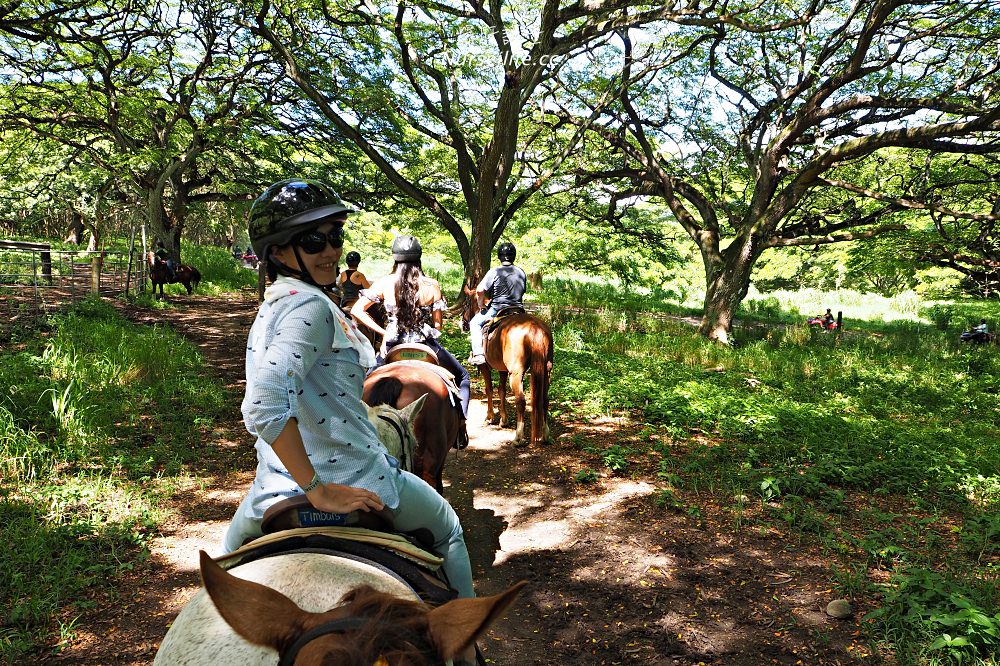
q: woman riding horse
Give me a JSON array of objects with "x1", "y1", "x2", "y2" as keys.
[
  {"x1": 350, "y1": 235, "x2": 471, "y2": 426},
  {"x1": 223, "y1": 179, "x2": 474, "y2": 606}
]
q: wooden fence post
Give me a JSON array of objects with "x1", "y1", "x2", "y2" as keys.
[{"x1": 91, "y1": 253, "x2": 102, "y2": 294}]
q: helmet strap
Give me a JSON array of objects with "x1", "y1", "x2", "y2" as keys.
[{"x1": 270, "y1": 250, "x2": 340, "y2": 294}]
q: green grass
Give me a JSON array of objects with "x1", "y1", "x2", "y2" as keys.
[
  {"x1": 0, "y1": 297, "x2": 232, "y2": 662},
  {"x1": 544, "y1": 287, "x2": 999, "y2": 664},
  {"x1": 4, "y1": 268, "x2": 999, "y2": 664}
]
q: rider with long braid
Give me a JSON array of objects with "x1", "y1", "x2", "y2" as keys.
[{"x1": 351, "y1": 235, "x2": 472, "y2": 430}]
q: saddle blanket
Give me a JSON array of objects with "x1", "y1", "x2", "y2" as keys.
[{"x1": 389, "y1": 359, "x2": 462, "y2": 410}]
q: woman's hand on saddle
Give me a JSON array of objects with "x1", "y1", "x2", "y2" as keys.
[{"x1": 306, "y1": 482, "x2": 385, "y2": 515}]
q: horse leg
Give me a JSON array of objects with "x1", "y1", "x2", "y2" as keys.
[
  {"x1": 498, "y1": 370, "x2": 511, "y2": 429},
  {"x1": 530, "y1": 358, "x2": 553, "y2": 447},
  {"x1": 509, "y1": 369, "x2": 527, "y2": 446},
  {"x1": 482, "y1": 366, "x2": 499, "y2": 426}
]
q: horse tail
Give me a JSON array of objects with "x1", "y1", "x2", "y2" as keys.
[
  {"x1": 191, "y1": 267, "x2": 202, "y2": 291},
  {"x1": 529, "y1": 325, "x2": 552, "y2": 446},
  {"x1": 367, "y1": 376, "x2": 404, "y2": 407}
]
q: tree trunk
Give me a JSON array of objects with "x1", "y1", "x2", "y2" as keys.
[
  {"x1": 65, "y1": 212, "x2": 85, "y2": 245},
  {"x1": 698, "y1": 234, "x2": 762, "y2": 344}
]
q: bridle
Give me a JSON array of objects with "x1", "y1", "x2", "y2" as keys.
[
  {"x1": 277, "y1": 616, "x2": 441, "y2": 666},
  {"x1": 376, "y1": 410, "x2": 415, "y2": 470},
  {"x1": 278, "y1": 617, "x2": 368, "y2": 665}
]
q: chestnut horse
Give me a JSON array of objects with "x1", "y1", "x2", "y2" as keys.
[
  {"x1": 363, "y1": 365, "x2": 462, "y2": 493},
  {"x1": 462, "y1": 298, "x2": 553, "y2": 447},
  {"x1": 154, "y1": 551, "x2": 525, "y2": 665},
  {"x1": 147, "y1": 251, "x2": 201, "y2": 299}
]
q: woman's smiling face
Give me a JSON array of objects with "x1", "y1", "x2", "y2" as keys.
[{"x1": 272, "y1": 220, "x2": 345, "y2": 285}]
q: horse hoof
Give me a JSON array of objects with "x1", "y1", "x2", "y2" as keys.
[{"x1": 513, "y1": 438, "x2": 528, "y2": 448}]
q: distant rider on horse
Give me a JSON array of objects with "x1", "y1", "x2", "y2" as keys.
[
  {"x1": 350, "y1": 235, "x2": 472, "y2": 424},
  {"x1": 337, "y1": 250, "x2": 371, "y2": 311},
  {"x1": 468, "y1": 242, "x2": 526, "y2": 366},
  {"x1": 154, "y1": 240, "x2": 177, "y2": 280}
]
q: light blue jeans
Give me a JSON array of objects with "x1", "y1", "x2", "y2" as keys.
[
  {"x1": 469, "y1": 305, "x2": 498, "y2": 357},
  {"x1": 222, "y1": 470, "x2": 474, "y2": 599}
]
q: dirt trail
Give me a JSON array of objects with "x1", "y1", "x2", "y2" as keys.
[{"x1": 44, "y1": 293, "x2": 872, "y2": 666}]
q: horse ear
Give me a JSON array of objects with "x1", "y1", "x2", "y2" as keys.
[
  {"x1": 400, "y1": 393, "x2": 428, "y2": 423},
  {"x1": 199, "y1": 550, "x2": 307, "y2": 651},
  {"x1": 426, "y1": 581, "x2": 528, "y2": 660}
]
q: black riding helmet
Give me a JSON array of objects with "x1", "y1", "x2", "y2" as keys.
[
  {"x1": 345, "y1": 250, "x2": 361, "y2": 266},
  {"x1": 248, "y1": 179, "x2": 353, "y2": 260},
  {"x1": 391, "y1": 235, "x2": 422, "y2": 262},
  {"x1": 497, "y1": 242, "x2": 516, "y2": 263}
]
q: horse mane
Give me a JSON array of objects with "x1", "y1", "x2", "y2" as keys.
[
  {"x1": 311, "y1": 585, "x2": 438, "y2": 666},
  {"x1": 366, "y1": 376, "x2": 404, "y2": 407}
]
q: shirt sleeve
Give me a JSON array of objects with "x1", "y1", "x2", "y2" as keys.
[
  {"x1": 476, "y1": 268, "x2": 495, "y2": 294},
  {"x1": 243, "y1": 296, "x2": 334, "y2": 446}
]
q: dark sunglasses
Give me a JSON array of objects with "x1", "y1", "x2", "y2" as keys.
[{"x1": 294, "y1": 228, "x2": 345, "y2": 254}]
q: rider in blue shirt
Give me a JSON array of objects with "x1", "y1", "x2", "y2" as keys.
[
  {"x1": 223, "y1": 179, "x2": 474, "y2": 601},
  {"x1": 468, "y1": 242, "x2": 526, "y2": 365}
]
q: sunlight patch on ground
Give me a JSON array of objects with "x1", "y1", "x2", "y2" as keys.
[
  {"x1": 151, "y1": 520, "x2": 231, "y2": 572},
  {"x1": 476, "y1": 479, "x2": 657, "y2": 565}
]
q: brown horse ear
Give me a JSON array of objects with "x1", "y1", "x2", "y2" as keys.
[
  {"x1": 426, "y1": 581, "x2": 528, "y2": 660},
  {"x1": 199, "y1": 550, "x2": 307, "y2": 651}
]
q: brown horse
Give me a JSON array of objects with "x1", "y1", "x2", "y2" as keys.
[
  {"x1": 175, "y1": 550, "x2": 525, "y2": 666},
  {"x1": 147, "y1": 251, "x2": 201, "y2": 298},
  {"x1": 363, "y1": 363, "x2": 462, "y2": 493},
  {"x1": 463, "y1": 298, "x2": 553, "y2": 447}
]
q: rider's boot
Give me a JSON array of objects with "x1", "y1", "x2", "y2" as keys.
[{"x1": 454, "y1": 419, "x2": 469, "y2": 450}]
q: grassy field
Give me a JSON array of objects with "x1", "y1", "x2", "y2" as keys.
[
  {"x1": 522, "y1": 281, "x2": 1000, "y2": 665},
  {"x1": 1, "y1": 259, "x2": 998, "y2": 664}
]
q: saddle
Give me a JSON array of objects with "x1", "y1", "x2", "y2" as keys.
[
  {"x1": 482, "y1": 305, "x2": 526, "y2": 349},
  {"x1": 383, "y1": 358, "x2": 463, "y2": 412},
  {"x1": 385, "y1": 342, "x2": 439, "y2": 364},
  {"x1": 228, "y1": 495, "x2": 454, "y2": 605}
]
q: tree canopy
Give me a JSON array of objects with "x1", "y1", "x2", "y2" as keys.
[{"x1": 1, "y1": 0, "x2": 998, "y2": 332}]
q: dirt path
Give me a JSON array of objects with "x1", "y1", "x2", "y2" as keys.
[{"x1": 44, "y1": 293, "x2": 873, "y2": 665}]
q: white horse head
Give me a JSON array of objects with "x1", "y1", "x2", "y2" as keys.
[
  {"x1": 154, "y1": 551, "x2": 526, "y2": 665},
  {"x1": 365, "y1": 393, "x2": 427, "y2": 473}
]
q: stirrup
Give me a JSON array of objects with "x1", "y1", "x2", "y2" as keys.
[{"x1": 454, "y1": 422, "x2": 469, "y2": 450}]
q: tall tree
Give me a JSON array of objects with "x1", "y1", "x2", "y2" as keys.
[
  {"x1": 574, "y1": 0, "x2": 1000, "y2": 342},
  {"x1": 248, "y1": 0, "x2": 723, "y2": 291},
  {"x1": 0, "y1": 0, "x2": 303, "y2": 257}
]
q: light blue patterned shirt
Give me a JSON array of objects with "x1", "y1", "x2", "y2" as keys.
[{"x1": 239, "y1": 278, "x2": 400, "y2": 523}]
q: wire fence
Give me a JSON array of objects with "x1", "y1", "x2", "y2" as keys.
[{"x1": 0, "y1": 240, "x2": 147, "y2": 332}]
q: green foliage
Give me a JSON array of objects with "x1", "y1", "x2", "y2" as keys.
[
  {"x1": 866, "y1": 568, "x2": 1000, "y2": 664},
  {"x1": 545, "y1": 279, "x2": 999, "y2": 662},
  {"x1": 0, "y1": 297, "x2": 233, "y2": 662},
  {"x1": 584, "y1": 443, "x2": 636, "y2": 475}
]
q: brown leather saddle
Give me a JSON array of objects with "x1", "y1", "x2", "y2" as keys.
[
  {"x1": 385, "y1": 341, "x2": 439, "y2": 365},
  {"x1": 229, "y1": 495, "x2": 454, "y2": 605},
  {"x1": 482, "y1": 305, "x2": 526, "y2": 349}
]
